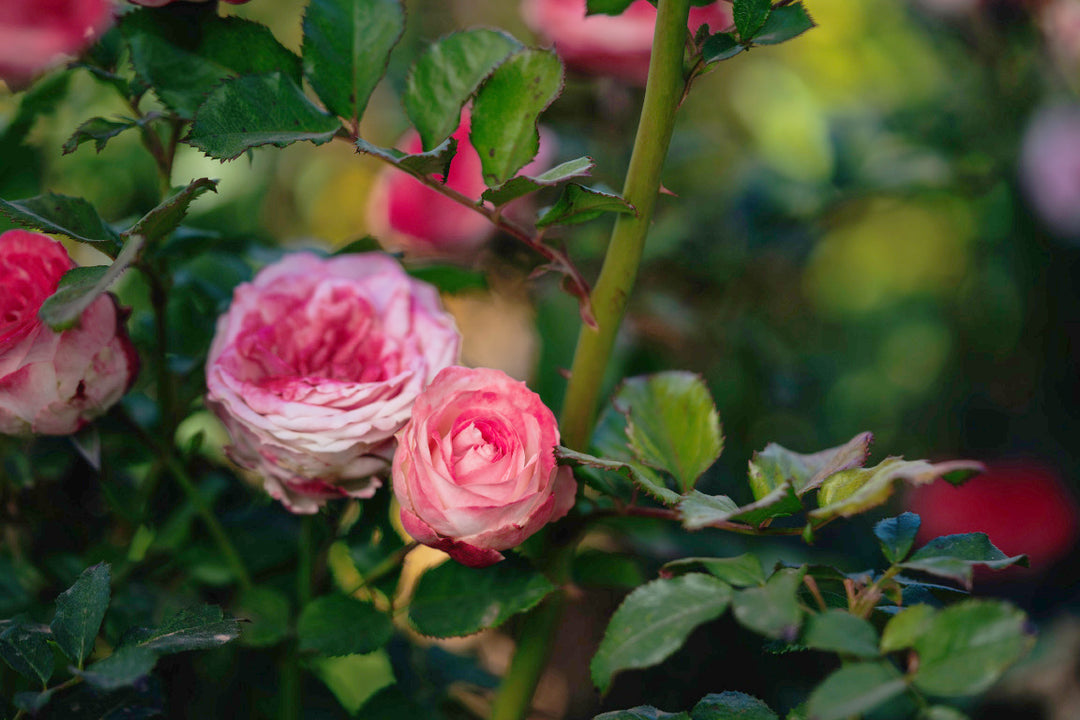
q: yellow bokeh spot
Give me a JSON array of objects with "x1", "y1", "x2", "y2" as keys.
[{"x1": 804, "y1": 198, "x2": 974, "y2": 317}]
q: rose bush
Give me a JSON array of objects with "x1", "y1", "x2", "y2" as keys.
[
  {"x1": 520, "y1": 0, "x2": 733, "y2": 84},
  {"x1": 206, "y1": 252, "x2": 460, "y2": 514},
  {"x1": 0, "y1": 0, "x2": 113, "y2": 87},
  {"x1": 0, "y1": 230, "x2": 138, "y2": 436},
  {"x1": 366, "y1": 111, "x2": 554, "y2": 258},
  {"x1": 392, "y1": 366, "x2": 576, "y2": 567}
]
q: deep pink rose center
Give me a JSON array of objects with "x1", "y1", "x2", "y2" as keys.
[
  {"x1": 447, "y1": 415, "x2": 512, "y2": 485},
  {"x1": 0, "y1": 244, "x2": 69, "y2": 348},
  {"x1": 233, "y1": 284, "x2": 403, "y2": 391}
]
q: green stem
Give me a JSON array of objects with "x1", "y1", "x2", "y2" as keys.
[
  {"x1": 489, "y1": 594, "x2": 565, "y2": 720},
  {"x1": 559, "y1": 0, "x2": 692, "y2": 450},
  {"x1": 118, "y1": 408, "x2": 253, "y2": 591},
  {"x1": 282, "y1": 516, "x2": 315, "y2": 720},
  {"x1": 297, "y1": 515, "x2": 314, "y2": 608}
]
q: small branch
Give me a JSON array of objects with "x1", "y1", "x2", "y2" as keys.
[
  {"x1": 343, "y1": 131, "x2": 595, "y2": 326},
  {"x1": 609, "y1": 505, "x2": 805, "y2": 536},
  {"x1": 343, "y1": 541, "x2": 419, "y2": 596},
  {"x1": 803, "y1": 575, "x2": 829, "y2": 613}
]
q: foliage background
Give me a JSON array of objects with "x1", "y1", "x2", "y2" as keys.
[{"x1": 1, "y1": 0, "x2": 1078, "y2": 718}]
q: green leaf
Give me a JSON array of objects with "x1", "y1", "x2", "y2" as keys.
[
  {"x1": 912, "y1": 600, "x2": 1033, "y2": 696},
  {"x1": 811, "y1": 458, "x2": 985, "y2": 522},
  {"x1": 900, "y1": 533, "x2": 1028, "y2": 589},
  {"x1": 302, "y1": 0, "x2": 404, "y2": 123},
  {"x1": 677, "y1": 491, "x2": 741, "y2": 530},
  {"x1": 38, "y1": 235, "x2": 144, "y2": 332},
  {"x1": 595, "y1": 709, "x2": 690, "y2": 720},
  {"x1": 874, "y1": 513, "x2": 921, "y2": 564},
  {"x1": 471, "y1": 48, "x2": 563, "y2": 187},
  {"x1": 236, "y1": 586, "x2": 291, "y2": 648},
  {"x1": 404, "y1": 29, "x2": 522, "y2": 151},
  {"x1": 754, "y1": 3, "x2": 816, "y2": 45},
  {"x1": 13, "y1": 688, "x2": 56, "y2": 714},
  {"x1": 121, "y1": 605, "x2": 241, "y2": 654},
  {"x1": 186, "y1": 73, "x2": 341, "y2": 161},
  {"x1": 409, "y1": 556, "x2": 555, "y2": 638},
  {"x1": 77, "y1": 646, "x2": 157, "y2": 691},
  {"x1": 558, "y1": 446, "x2": 681, "y2": 505},
  {"x1": 0, "y1": 623, "x2": 53, "y2": 686},
  {"x1": 801, "y1": 610, "x2": 879, "y2": 659},
  {"x1": 536, "y1": 184, "x2": 636, "y2": 228},
  {"x1": 732, "y1": 0, "x2": 772, "y2": 39},
  {"x1": 880, "y1": 604, "x2": 937, "y2": 653},
  {"x1": 306, "y1": 650, "x2": 395, "y2": 715},
  {"x1": 661, "y1": 554, "x2": 766, "y2": 588},
  {"x1": 356, "y1": 136, "x2": 458, "y2": 178},
  {"x1": 0, "y1": 193, "x2": 121, "y2": 248},
  {"x1": 50, "y1": 563, "x2": 110, "y2": 668},
  {"x1": 692, "y1": 692, "x2": 779, "y2": 720},
  {"x1": 586, "y1": 0, "x2": 636, "y2": 15},
  {"x1": 121, "y1": 10, "x2": 302, "y2": 118},
  {"x1": 128, "y1": 178, "x2": 218, "y2": 244},
  {"x1": 731, "y1": 568, "x2": 804, "y2": 640},
  {"x1": 806, "y1": 662, "x2": 908, "y2": 720},
  {"x1": 614, "y1": 372, "x2": 723, "y2": 493},
  {"x1": 481, "y1": 156, "x2": 596, "y2": 207},
  {"x1": 592, "y1": 574, "x2": 733, "y2": 693},
  {"x1": 298, "y1": 595, "x2": 393, "y2": 656},
  {"x1": 62, "y1": 117, "x2": 136, "y2": 155},
  {"x1": 701, "y1": 34, "x2": 744, "y2": 64},
  {"x1": 406, "y1": 265, "x2": 488, "y2": 294},
  {"x1": 749, "y1": 432, "x2": 872, "y2": 500}
]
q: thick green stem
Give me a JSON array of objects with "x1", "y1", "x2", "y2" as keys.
[
  {"x1": 282, "y1": 516, "x2": 315, "y2": 720},
  {"x1": 490, "y1": 5, "x2": 692, "y2": 719},
  {"x1": 559, "y1": 0, "x2": 692, "y2": 450}
]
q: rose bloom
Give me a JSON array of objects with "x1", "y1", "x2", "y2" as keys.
[
  {"x1": 392, "y1": 366, "x2": 576, "y2": 567},
  {"x1": 366, "y1": 111, "x2": 554, "y2": 258},
  {"x1": 0, "y1": 0, "x2": 114, "y2": 87},
  {"x1": 1020, "y1": 105, "x2": 1080, "y2": 239},
  {"x1": 905, "y1": 462, "x2": 1080, "y2": 571},
  {"x1": 0, "y1": 231, "x2": 138, "y2": 436},
  {"x1": 521, "y1": 0, "x2": 733, "y2": 85},
  {"x1": 206, "y1": 252, "x2": 460, "y2": 514}
]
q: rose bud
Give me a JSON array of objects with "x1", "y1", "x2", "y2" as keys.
[
  {"x1": 0, "y1": 0, "x2": 114, "y2": 88},
  {"x1": 392, "y1": 366, "x2": 577, "y2": 568},
  {"x1": 1021, "y1": 105, "x2": 1080, "y2": 239},
  {"x1": 520, "y1": 0, "x2": 733, "y2": 85},
  {"x1": 206, "y1": 252, "x2": 460, "y2": 514},
  {"x1": 905, "y1": 462, "x2": 1080, "y2": 571},
  {"x1": 0, "y1": 231, "x2": 139, "y2": 436},
  {"x1": 366, "y1": 109, "x2": 555, "y2": 259}
]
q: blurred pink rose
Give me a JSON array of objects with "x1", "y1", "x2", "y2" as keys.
[
  {"x1": 0, "y1": 0, "x2": 114, "y2": 87},
  {"x1": 521, "y1": 0, "x2": 733, "y2": 84},
  {"x1": 0, "y1": 231, "x2": 138, "y2": 436},
  {"x1": 392, "y1": 366, "x2": 577, "y2": 567},
  {"x1": 1021, "y1": 105, "x2": 1080, "y2": 238},
  {"x1": 1042, "y1": 0, "x2": 1080, "y2": 69},
  {"x1": 206, "y1": 252, "x2": 460, "y2": 514},
  {"x1": 905, "y1": 462, "x2": 1080, "y2": 571},
  {"x1": 366, "y1": 111, "x2": 554, "y2": 258}
]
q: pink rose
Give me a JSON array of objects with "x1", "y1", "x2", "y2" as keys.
[
  {"x1": 366, "y1": 111, "x2": 555, "y2": 258},
  {"x1": 1020, "y1": 105, "x2": 1080, "y2": 239},
  {"x1": 905, "y1": 462, "x2": 1079, "y2": 571},
  {"x1": 0, "y1": 231, "x2": 138, "y2": 436},
  {"x1": 521, "y1": 0, "x2": 733, "y2": 85},
  {"x1": 392, "y1": 366, "x2": 577, "y2": 567},
  {"x1": 206, "y1": 252, "x2": 460, "y2": 514},
  {"x1": 0, "y1": 0, "x2": 114, "y2": 87}
]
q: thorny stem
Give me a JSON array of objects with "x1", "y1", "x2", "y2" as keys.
[
  {"x1": 559, "y1": 0, "x2": 694, "y2": 450},
  {"x1": 488, "y1": 3, "x2": 694, "y2": 720},
  {"x1": 338, "y1": 130, "x2": 597, "y2": 328}
]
